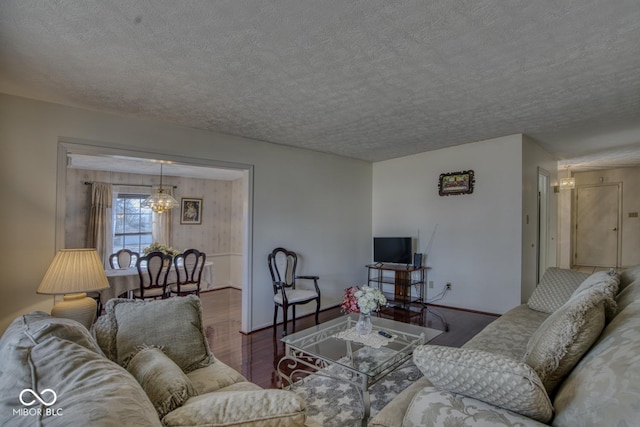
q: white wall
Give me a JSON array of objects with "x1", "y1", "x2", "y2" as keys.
[
  {"x1": 373, "y1": 135, "x2": 525, "y2": 314},
  {"x1": 0, "y1": 93, "x2": 372, "y2": 333}
]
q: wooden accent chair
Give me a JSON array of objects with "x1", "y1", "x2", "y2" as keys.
[
  {"x1": 171, "y1": 249, "x2": 206, "y2": 297},
  {"x1": 134, "y1": 251, "x2": 171, "y2": 300},
  {"x1": 109, "y1": 249, "x2": 139, "y2": 269},
  {"x1": 267, "y1": 247, "x2": 321, "y2": 336}
]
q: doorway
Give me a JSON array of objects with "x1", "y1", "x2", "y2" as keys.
[
  {"x1": 537, "y1": 168, "x2": 550, "y2": 284},
  {"x1": 56, "y1": 140, "x2": 254, "y2": 333},
  {"x1": 574, "y1": 183, "x2": 621, "y2": 267}
]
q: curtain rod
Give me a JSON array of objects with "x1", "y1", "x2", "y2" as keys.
[{"x1": 83, "y1": 181, "x2": 178, "y2": 189}]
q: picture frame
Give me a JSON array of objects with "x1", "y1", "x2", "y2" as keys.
[
  {"x1": 438, "y1": 170, "x2": 475, "y2": 196},
  {"x1": 180, "y1": 198, "x2": 202, "y2": 224}
]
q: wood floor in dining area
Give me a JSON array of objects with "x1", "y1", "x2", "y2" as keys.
[{"x1": 200, "y1": 288, "x2": 498, "y2": 389}]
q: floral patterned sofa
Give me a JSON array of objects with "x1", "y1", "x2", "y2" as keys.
[
  {"x1": 0, "y1": 295, "x2": 311, "y2": 426},
  {"x1": 370, "y1": 265, "x2": 640, "y2": 427}
]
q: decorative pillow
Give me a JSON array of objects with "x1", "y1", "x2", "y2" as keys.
[
  {"x1": 572, "y1": 270, "x2": 619, "y2": 298},
  {"x1": 103, "y1": 296, "x2": 214, "y2": 372},
  {"x1": 528, "y1": 268, "x2": 590, "y2": 314},
  {"x1": 413, "y1": 345, "x2": 553, "y2": 423},
  {"x1": 125, "y1": 346, "x2": 197, "y2": 418},
  {"x1": 571, "y1": 270, "x2": 619, "y2": 320},
  {"x1": 524, "y1": 288, "x2": 608, "y2": 394},
  {"x1": 0, "y1": 314, "x2": 162, "y2": 427}
]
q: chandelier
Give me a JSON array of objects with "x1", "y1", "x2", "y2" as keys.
[{"x1": 143, "y1": 163, "x2": 179, "y2": 213}]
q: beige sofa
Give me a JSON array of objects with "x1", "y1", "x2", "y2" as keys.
[
  {"x1": 371, "y1": 265, "x2": 640, "y2": 427},
  {"x1": 0, "y1": 295, "x2": 309, "y2": 426}
]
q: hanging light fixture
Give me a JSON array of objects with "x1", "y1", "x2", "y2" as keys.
[
  {"x1": 559, "y1": 165, "x2": 576, "y2": 190},
  {"x1": 143, "y1": 163, "x2": 179, "y2": 213}
]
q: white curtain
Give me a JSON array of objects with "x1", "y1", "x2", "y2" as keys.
[
  {"x1": 152, "y1": 186, "x2": 174, "y2": 247},
  {"x1": 87, "y1": 182, "x2": 113, "y2": 267}
]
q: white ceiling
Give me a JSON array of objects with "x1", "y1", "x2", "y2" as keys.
[{"x1": 2, "y1": 1, "x2": 640, "y2": 170}]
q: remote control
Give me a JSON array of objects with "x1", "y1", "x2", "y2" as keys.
[{"x1": 378, "y1": 330, "x2": 392, "y2": 338}]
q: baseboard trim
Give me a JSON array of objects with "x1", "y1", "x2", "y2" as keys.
[{"x1": 428, "y1": 303, "x2": 500, "y2": 317}]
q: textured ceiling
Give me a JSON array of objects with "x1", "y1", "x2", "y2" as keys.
[{"x1": 1, "y1": 1, "x2": 640, "y2": 168}]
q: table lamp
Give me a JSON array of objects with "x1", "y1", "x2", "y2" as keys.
[{"x1": 37, "y1": 248, "x2": 110, "y2": 329}]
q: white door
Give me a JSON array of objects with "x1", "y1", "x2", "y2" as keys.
[{"x1": 575, "y1": 184, "x2": 620, "y2": 267}]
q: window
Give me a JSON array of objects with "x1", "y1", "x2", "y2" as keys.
[{"x1": 113, "y1": 194, "x2": 153, "y2": 254}]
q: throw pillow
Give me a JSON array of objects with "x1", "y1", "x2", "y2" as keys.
[
  {"x1": 524, "y1": 288, "x2": 608, "y2": 394},
  {"x1": 105, "y1": 295, "x2": 214, "y2": 372},
  {"x1": 571, "y1": 270, "x2": 619, "y2": 321},
  {"x1": 125, "y1": 346, "x2": 197, "y2": 418},
  {"x1": 412, "y1": 345, "x2": 553, "y2": 423},
  {"x1": 0, "y1": 315, "x2": 162, "y2": 427},
  {"x1": 528, "y1": 267, "x2": 590, "y2": 314}
]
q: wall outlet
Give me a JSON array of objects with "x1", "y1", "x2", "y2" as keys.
[
  {"x1": 429, "y1": 281, "x2": 434, "y2": 289},
  {"x1": 446, "y1": 282, "x2": 452, "y2": 290}
]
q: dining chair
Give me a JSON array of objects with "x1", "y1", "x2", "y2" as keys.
[
  {"x1": 109, "y1": 249, "x2": 139, "y2": 269},
  {"x1": 170, "y1": 249, "x2": 206, "y2": 297},
  {"x1": 134, "y1": 251, "x2": 171, "y2": 300},
  {"x1": 267, "y1": 247, "x2": 321, "y2": 336}
]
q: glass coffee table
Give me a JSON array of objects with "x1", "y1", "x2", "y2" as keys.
[{"x1": 278, "y1": 315, "x2": 441, "y2": 426}]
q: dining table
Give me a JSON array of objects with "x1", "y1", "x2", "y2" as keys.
[{"x1": 101, "y1": 261, "x2": 214, "y2": 301}]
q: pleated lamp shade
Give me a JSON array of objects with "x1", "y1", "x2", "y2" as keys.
[{"x1": 37, "y1": 249, "x2": 110, "y2": 329}]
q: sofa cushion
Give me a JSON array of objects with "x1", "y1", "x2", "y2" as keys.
[
  {"x1": 619, "y1": 264, "x2": 640, "y2": 291},
  {"x1": 615, "y1": 279, "x2": 640, "y2": 315},
  {"x1": 0, "y1": 313, "x2": 161, "y2": 427},
  {"x1": 125, "y1": 346, "x2": 197, "y2": 418},
  {"x1": 413, "y1": 345, "x2": 553, "y2": 423},
  {"x1": 162, "y1": 389, "x2": 307, "y2": 427},
  {"x1": 527, "y1": 267, "x2": 590, "y2": 314},
  {"x1": 403, "y1": 386, "x2": 549, "y2": 427},
  {"x1": 524, "y1": 288, "x2": 608, "y2": 394},
  {"x1": 186, "y1": 359, "x2": 249, "y2": 394},
  {"x1": 98, "y1": 296, "x2": 214, "y2": 373},
  {"x1": 552, "y1": 301, "x2": 640, "y2": 427},
  {"x1": 462, "y1": 304, "x2": 548, "y2": 360},
  {"x1": 370, "y1": 377, "x2": 432, "y2": 427}
]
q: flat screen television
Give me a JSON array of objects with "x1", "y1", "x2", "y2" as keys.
[{"x1": 373, "y1": 237, "x2": 412, "y2": 264}]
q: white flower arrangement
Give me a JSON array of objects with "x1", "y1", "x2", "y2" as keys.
[
  {"x1": 143, "y1": 242, "x2": 181, "y2": 257},
  {"x1": 353, "y1": 286, "x2": 387, "y2": 314}
]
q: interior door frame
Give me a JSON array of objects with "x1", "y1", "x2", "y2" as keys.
[
  {"x1": 572, "y1": 182, "x2": 622, "y2": 268},
  {"x1": 537, "y1": 167, "x2": 550, "y2": 284},
  {"x1": 55, "y1": 139, "x2": 254, "y2": 333}
]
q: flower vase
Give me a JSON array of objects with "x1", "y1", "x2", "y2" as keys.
[{"x1": 355, "y1": 312, "x2": 373, "y2": 335}]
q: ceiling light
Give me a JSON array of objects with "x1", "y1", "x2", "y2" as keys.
[
  {"x1": 559, "y1": 177, "x2": 576, "y2": 190},
  {"x1": 559, "y1": 165, "x2": 575, "y2": 190},
  {"x1": 143, "y1": 163, "x2": 178, "y2": 213}
]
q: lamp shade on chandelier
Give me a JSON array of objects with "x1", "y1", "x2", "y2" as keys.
[{"x1": 144, "y1": 163, "x2": 178, "y2": 213}]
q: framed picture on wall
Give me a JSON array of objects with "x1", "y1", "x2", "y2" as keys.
[
  {"x1": 438, "y1": 170, "x2": 475, "y2": 196},
  {"x1": 180, "y1": 198, "x2": 202, "y2": 224}
]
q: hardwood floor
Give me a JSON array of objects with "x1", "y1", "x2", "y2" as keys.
[{"x1": 200, "y1": 288, "x2": 498, "y2": 389}]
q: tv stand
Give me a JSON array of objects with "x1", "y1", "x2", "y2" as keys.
[{"x1": 366, "y1": 263, "x2": 429, "y2": 311}]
